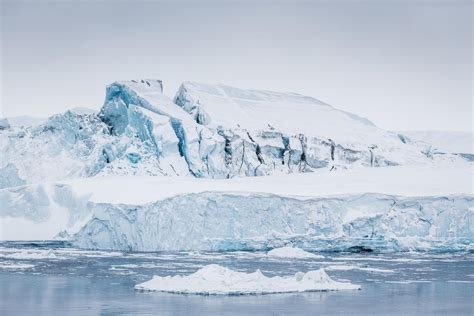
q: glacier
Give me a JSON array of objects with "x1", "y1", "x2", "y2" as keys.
[
  {"x1": 0, "y1": 79, "x2": 472, "y2": 253},
  {"x1": 1, "y1": 79, "x2": 468, "y2": 187},
  {"x1": 1, "y1": 164, "x2": 472, "y2": 251}
]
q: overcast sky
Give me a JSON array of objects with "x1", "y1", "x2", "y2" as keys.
[{"x1": 1, "y1": 0, "x2": 472, "y2": 132}]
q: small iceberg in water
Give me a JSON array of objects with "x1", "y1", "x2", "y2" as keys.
[
  {"x1": 135, "y1": 264, "x2": 360, "y2": 295},
  {"x1": 267, "y1": 246, "x2": 324, "y2": 259}
]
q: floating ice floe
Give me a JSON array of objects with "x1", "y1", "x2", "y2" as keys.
[
  {"x1": 267, "y1": 246, "x2": 324, "y2": 259},
  {"x1": 135, "y1": 264, "x2": 360, "y2": 295},
  {"x1": 325, "y1": 265, "x2": 394, "y2": 274}
]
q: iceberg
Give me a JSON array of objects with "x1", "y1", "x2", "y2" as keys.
[
  {"x1": 267, "y1": 247, "x2": 324, "y2": 259},
  {"x1": 135, "y1": 264, "x2": 360, "y2": 294}
]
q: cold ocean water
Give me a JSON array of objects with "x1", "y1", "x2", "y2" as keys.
[{"x1": 0, "y1": 241, "x2": 473, "y2": 315}]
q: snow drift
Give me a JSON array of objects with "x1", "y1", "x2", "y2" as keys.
[{"x1": 135, "y1": 264, "x2": 360, "y2": 294}]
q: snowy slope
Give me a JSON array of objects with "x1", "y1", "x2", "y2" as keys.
[
  {"x1": 399, "y1": 130, "x2": 473, "y2": 154},
  {"x1": 174, "y1": 82, "x2": 443, "y2": 168},
  {"x1": 175, "y1": 82, "x2": 381, "y2": 145}
]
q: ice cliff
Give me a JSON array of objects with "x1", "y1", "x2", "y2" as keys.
[
  {"x1": 70, "y1": 192, "x2": 473, "y2": 252},
  {"x1": 2, "y1": 179, "x2": 470, "y2": 251}
]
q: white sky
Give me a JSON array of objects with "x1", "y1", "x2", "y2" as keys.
[{"x1": 1, "y1": 0, "x2": 472, "y2": 132}]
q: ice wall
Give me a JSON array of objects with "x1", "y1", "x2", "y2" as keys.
[{"x1": 71, "y1": 192, "x2": 473, "y2": 252}]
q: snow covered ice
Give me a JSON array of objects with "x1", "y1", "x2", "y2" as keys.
[{"x1": 135, "y1": 264, "x2": 360, "y2": 294}]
